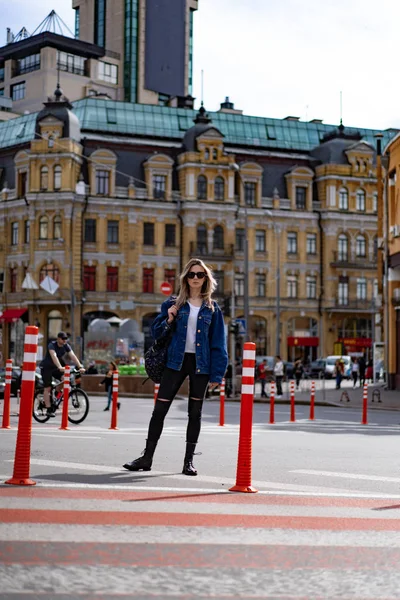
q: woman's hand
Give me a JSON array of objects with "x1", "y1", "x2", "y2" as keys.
[
  {"x1": 167, "y1": 305, "x2": 178, "y2": 324},
  {"x1": 208, "y1": 382, "x2": 219, "y2": 390}
]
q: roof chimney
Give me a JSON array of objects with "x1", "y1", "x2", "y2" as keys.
[{"x1": 218, "y1": 96, "x2": 243, "y2": 115}]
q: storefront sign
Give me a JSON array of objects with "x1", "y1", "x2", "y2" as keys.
[{"x1": 287, "y1": 337, "x2": 319, "y2": 347}]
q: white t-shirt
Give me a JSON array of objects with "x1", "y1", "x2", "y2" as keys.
[{"x1": 184, "y1": 302, "x2": 201, "y2": 353}]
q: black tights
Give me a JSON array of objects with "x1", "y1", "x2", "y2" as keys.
[{"x1": 147, "y1": 397, "x2": 203, "y2": 444}]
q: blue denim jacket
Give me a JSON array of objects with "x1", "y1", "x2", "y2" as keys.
[{"x1": 151, "y1": 298, "x2": 228, "y2": 383}]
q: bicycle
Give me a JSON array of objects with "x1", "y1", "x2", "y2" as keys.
[{"x1": 33, "y1": 368, "x2": 90, "y2": 424}]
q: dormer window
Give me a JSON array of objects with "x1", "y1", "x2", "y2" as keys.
[
  {"x1": 213, "y1": 148, "x2": 218, "y2": 160},
  {"x1": 48, "y1": 136, "x2": 54, "y2": 148},
  {"x1": 204, "y1": 148, "x2": 210, "y2": 160},
  {"x1": 153, "y1": 174, "x2": 166, "y2": 199},
  {"x1": 96, "y1": 169, "x2": 109, "y2": 195},
  {"x1": 244, "y1": 182, "x2": 256, "y2": 207}
]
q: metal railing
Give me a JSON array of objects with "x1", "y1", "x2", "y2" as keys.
[
  {"x1": 331, "y1": 251, "x2": 377, "y2": 269},
  {"x1": 189, "y1": 242, "x2": 234, "y2": 258}
]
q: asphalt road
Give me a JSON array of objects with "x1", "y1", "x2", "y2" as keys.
[{"x1": 1, "y1": 395, "x2": 400, "y2": 599}]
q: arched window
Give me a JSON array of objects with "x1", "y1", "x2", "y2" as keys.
[
  {"x1": 356, "y1": 189, "x2": 366, "y2": 211},
  {"x1": 40, "y1": 166, "x2": 49, "y2": 190},
  {"x1": 54, "y1": 165, "x2": 62, "y2": 190},
  {"x1": 204, "y1": 148, "x2": 210, "y2": 161},
  {"x1": 197, "y1": 175, "x2": 207, "y2": 200},
  {"x1": 213, "y1": 148, "x2": 218, "y2": 160},
  {"x1": 53, "y1": 215, "x2": 62, "y2": 239},
  {"x1": 40, "y1": 262, "x2": 60, "y2": 283},
  {"x1": 39, "y1": 215, "x2": 49, "y2": 240},
  {"x1": 338, "y1": 234, "x2": 348, "y2": 261},
  {"x1": 47, "y1": 309, "x2": 62, "y2": 340},
  {"x1": 213, "y1": 225, "x2": 224, "y2": 250},
  {"x1": 197, "y1": 224, "x2": 207, "y2": 254},
  {"x1": 48, "y1": 136, "x2": 54, "y2": 149},
  {"x1": 339, "y1": 187, "x2": 348, "y2": 210},
  {"x1": 356, "y1": 234, "x2": 366, "y2": 257},
  {"x1": 214, "y1": 176, "x2": 225, "y2": 201}
]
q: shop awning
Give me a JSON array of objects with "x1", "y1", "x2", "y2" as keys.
[
  {"x1": 0, "y1": 308, "x2": 27, "y2": 322},
  {"x1": 287, "y1": 336, "x2": 319, "y2": 347}
]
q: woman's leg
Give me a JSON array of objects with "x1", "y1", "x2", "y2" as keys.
[{"x1": 107, "y1": 386, "x2": 112, "y2": 409}]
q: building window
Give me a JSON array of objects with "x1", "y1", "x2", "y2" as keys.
[
  {"x1": 214, "y1": 177, "x2": 225, "y2": 200},
  {"x1": 244, "y1": 182, "x2": 256, "y2": 207},
  {"x1": 0, "y1": 270, "x2": 4, "y2": 293},
  {"x1": 11, "y1": 81, "x2": 25, "y2": 101},
  {"x1": 84, "y1": 219, "x2": 96, "y2": 243},
  {"x1": 54, "y1": 165, "x2": 62, "y2": 190},
  {"x1": 287, "y1": 232, "x2": 297, "y2": 254},
  {"x1": 40, "y1": 263, "x2": 60, "y2": 283},
  {"x1": 53, "y1": 215, "x2": 62, "y2": 240},
  {"x1": 153, "y1": 175, "x2": 166, "y2": 199},
  {"x1": 39, "y1": 215, "x2": 49, "y2": 240},
  {"x1": 356, "y1": 234, "x2": 366, "y2": 257},
  {"x1": 339, "y1": 188, "x2": 348, "y2": 210},
  {"x1": 235, "y1": 228, "x2": 245, "y2": 252},
  {"x1": 74, "y1": 7, "x2": 80, "y2": 38},
  {"x1": 96, "y1": 170, "x2": 109, "y2": 195},
  {"x1": 373, "y1": 192, "x2": 378, "y2": 213},
  {"x1": 11, "y1": 222, "x2": 18, "y2": 246},
  {"x1": 0, "y1": 64, "x2": 4, "y2": 83},
  {"x1": 256, "y1": 273, "x2": 266, "y2": 297},
  {"x1": 57, "y1": 51, "x2": 86, "y2": 76},
  {"x1": 106, "y1": 266, "x2": 118, "y2": 292},
  {"x1": 15, "y1": 53, "x2": 40, "y2": 76},
  {"x1": 235, "y1": 273, "x2": 244, "y2": 297},
  {"x1": 373, "y1": 236, "x2": 378, "y2": 259},
  {"x1": 197, "y1": 175, "x2": 207, "y2": 200},
  {"x1": 40, "y1": 166, "x2": 49, "y2": 191},
  {"x1": 143, "y1": 268, "x2": 154, "y2": 293},
  {"x1": 214, "y1": 270, "x2": 224, "y2": 294},
  {"x1": 338, "y1": 280, "x2": 349, "y2": 306},
  {"x1": 143, "y1": 222, "x2": 155, "y2": 246},
  {"x1": 306, "y1": 233, "x2": 317, "y2": 255},
  {"x1": 213, "y1": 225, "x2": 224, "y2": 250},
  {"x1": 9, "y1": 267, "x2": 17, "y2": 293},
  {"x1": 338, "y1": 234, "x2": 348, "y2": 261},
  {"x1": 165, "y1": 224, "x2": 176, "y2": 247},
  {"x1": 24, "y1": 220, "x2": 30, "y2": 244},
  {"x1": 255, "y1": 230, "x2": 266, "y2": 252},
  {"x1": 18, "y1": 172, "x2": 27, "y2": 197},
  {"x1": 357, "y1": 277, "x2": 367, "y2": 300},
  {"x1": 83, "y1": 265, "x2": 96, "y2": 291},
  {"x1": 164, "y1": 269, "x2": 176, "y2": 291},
  {"x1": 356, "y1": 189, "x2": 366, "y2": 211},
  {"x1": 98, "y1": 61, "x2": 118, "y2": 84},
  {"x1": 107, "y1": 220, "x2": 119, "y2": 244},
  {"x1": 0, "y1": 88, "x2": 4, "y2": 96},
  {"x1": 295, "y1": 186, "x2": 307, "y2": 209},
  {"x1": 94, "y1": 0, "x2": 106, "y2": 46},
  {"x1": 287, "y1": 275, "x2": 298, "y2": 298},
  {"x1": 306, "y1": 276, "x2": 317, "y2": 299},
  {"x1": 197, "y1": 224, "x2": 207, "y2": 254}
]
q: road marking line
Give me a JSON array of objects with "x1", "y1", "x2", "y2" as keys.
[
  {"x1": 34, "y1": 435, "x2": 102, "y2": 440},
  {"x1": 292, "y1": 469, "x2": 400, "y2": 483}
]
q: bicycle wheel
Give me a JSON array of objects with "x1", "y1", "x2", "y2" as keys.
[
  {"x1": 68, "y1": 388, "x2": 90, "y2": 424},
  {"x1": 32, "y1": 389, "x2": 51, "y2": 423}
]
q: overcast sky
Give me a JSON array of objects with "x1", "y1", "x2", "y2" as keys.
[{"x1": 1, "y1": 0, "x2": 399, "y2": 130}]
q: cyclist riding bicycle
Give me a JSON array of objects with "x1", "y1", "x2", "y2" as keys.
[{"x1": 40, "y1": 331, "x2": 85, "y2": 417}]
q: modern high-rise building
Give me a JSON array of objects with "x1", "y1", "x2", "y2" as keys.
[{"x1": 72, "y1": 0, "x2": 198, "y2": 104}]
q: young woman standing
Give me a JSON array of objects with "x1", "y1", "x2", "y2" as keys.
[{"x1": 123, "y1": 258, "x2": 228, "y2": 476}]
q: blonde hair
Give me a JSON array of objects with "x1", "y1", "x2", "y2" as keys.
[{"x1": 175, "y1": 258, "x2": 217, "y2": 311}]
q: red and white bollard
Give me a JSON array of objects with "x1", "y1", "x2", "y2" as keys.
[
  {"x1": 230, "y1": 342, "x2": 258, "y2": 493},
  {"x1": 1, "y1": 359, "x2": 13, "y2": 429},
  {"x1": 269, "y1": 381, "x2": 275, "y2": 425},
  {"x1": 290, "y1": 379, "x2": 296, "y2": 423},
  {"x1": 59, "y1": 365, "x2": 71, "y2": 430},
  {"x1": 154, "y1": 382, "x2": 160, "y2": 404},
  {"x1": 5, "y1": 326, "x2": 39, "y2": 486},
  {"x1": 219, "y1": 378, "x2": 225, "y2": 427},
  {"x1": 309, "y1": 380, "x2": 315, "y2": 421},
  {"x1": 361, "y1": 382, "x2": 368, "y2": 425},
  {"x1": 109, "y1": 370, "x2": 119, "y2": 430}
]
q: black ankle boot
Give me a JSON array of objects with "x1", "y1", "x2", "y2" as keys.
[
  {"x1": 123, "y1": 440, "x2": 158, "y2": 471},
  {"x1": 182, "y1": 442, "x2": 198, "y2": 476}
]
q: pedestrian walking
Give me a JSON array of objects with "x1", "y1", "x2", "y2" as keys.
[
  {"x1": 294, "y1": 359, "x2": 304, "y2": 390},
  {"x1": 123, "y1": 258, "x2": 228, "y2": 476},
  {"x1": 358, "y1": 355, "x2": 366, "y2": 387},
  {"x1": 365, "y1": 360, "x2": 373, "y2": 383},
  {"x1": 274, "y1": 355, "x2": 284, "y2": 398},
  {"x1": 257, "y1": 359, "x2": 268, "y2": 398},
  {"x1": 351, "y1": 358, "x2": 359, "y2": 388},
  {"x1": 334, "y1": 358, "x2": 344, "y2": 389},
  {"x1": 100, "y1": 361, "x2": 120, "y2": 411}
]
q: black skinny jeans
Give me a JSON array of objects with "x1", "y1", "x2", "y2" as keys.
[{"x1": 147, "y1": 353, "x2": 210, "y2": 445}]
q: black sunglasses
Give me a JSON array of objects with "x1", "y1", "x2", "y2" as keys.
[{"x1": 187, "y1": 271, "x2": 207, "y2": 279}]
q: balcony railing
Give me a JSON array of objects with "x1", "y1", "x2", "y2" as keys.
[
  {"x1": 328, "y1": 298, "x2": 376, "y2": 311},
  {"x1": 331, "y1": 251, "x2": 377, "y2": 270},
  {"x1": 189, "y1": 242, "x2": 234, "y2": 259}
]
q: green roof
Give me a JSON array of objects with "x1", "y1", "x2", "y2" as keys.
[{"x1": 0, "y1": 97, "x2": 397, "y2": 152}]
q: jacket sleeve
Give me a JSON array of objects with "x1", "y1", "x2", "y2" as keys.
[
  {"x1": 209, "y1": 303, "x2": 228, "y2": 383},
  {"x1": 151, "y1": 299, "x2": 174, "y2": 341}
]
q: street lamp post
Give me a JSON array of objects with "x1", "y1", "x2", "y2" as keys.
[
  {"x1": 265, "y1": 210, "x2": 281, "y2": 356},
  {"x1": 229, "y1": 163, "x2": 250, "y2": 342}
]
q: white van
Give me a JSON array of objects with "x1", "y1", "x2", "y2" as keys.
[{"x1": 325, "y1": 355, "x2": 351, "y2": 379}]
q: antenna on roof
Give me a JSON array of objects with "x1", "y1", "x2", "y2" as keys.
[
  {"x1": 31, "y1": 10, "x2": 74, "y2": 38},
  {"x1": 201, "y1": 69, "x2": 204, "y2": 106},
  {"x1": 340, "y1": 90, "x2": 343, "y2": 126}
]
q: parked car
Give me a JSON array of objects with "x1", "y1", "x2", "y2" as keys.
[
  {"x1": 0, "y1": 366, "x2": 21, "y2": 398},
  {"x1": 325, "y1": 355, "x2": 351, "y2": 379},
  {"x1": 310, "y1": 359, "x2": 326, "y2": 378}
]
